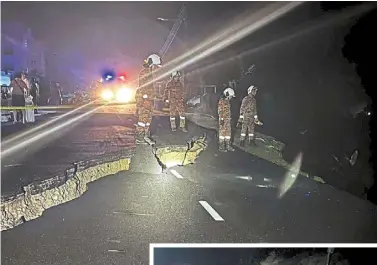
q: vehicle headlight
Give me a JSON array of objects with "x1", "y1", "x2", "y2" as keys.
[
  {"x1": 101, "y1": 89, "x2": 114, "y2": 101},
  {"x1": 116, "y1": 87, "x2": 132, "y2": 102}
]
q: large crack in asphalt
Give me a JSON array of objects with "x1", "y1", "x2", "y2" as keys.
[
  {"x1": 0, "y1": 133, "x2": 208, "y2": 231},
  {"x1": 129, "y1": 133, "x2": 209, "y2": 175},
  {"x1": 153, "y1": 133, "x2": 208, "y2": 172},
  {"x1": 1, "y1": 158, "x2": 131, "y2": 231}
]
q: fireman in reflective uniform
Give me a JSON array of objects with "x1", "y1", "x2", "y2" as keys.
[
  {"x1": 135, "y1": 54, "x2": 162, "y2": 143},
  {"x1": 238, "y1": 85, "x2": 263, "y2": 147},
  {"x1": 218, "y1": 87, "x2": 236, "y2": 152},
  {"x1": 164, "y1": 71, "x2": 187, "y2": 132}
]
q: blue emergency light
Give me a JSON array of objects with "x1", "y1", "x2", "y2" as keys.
[{"x1": 101, "y1": 70, "x2": 116, "y2": 83}]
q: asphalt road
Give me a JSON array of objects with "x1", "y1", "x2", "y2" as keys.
[
  {"x1": 1, "y1": 110, "x2": 136, "y2": 196},
  {"x1": 2, "y1": 113, "x2": 377, "y2": 265}
]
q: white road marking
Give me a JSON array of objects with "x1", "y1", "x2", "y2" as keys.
[
  {"x1": 263, "y1": 178, "x2": 272, "y2": 182},
  {"x1": 170, "y1": 169, "x2": 184, "y2": 179},
  {"x1": 257, "y1": 184, "x2": 276, "y2": 188},
  {"x1": 108, "y1": 249, "x2": 125, "y2": 253},
  {"x1": 199, "y1": 201, "x2": 225, "y2": 221},
  {"x1": 236, "y1": 176, "x2": 253, "y2": 181},
  {"x1": 107, "y1": 239, "x2": 121, "y2": 243},
  {"x1": 3, "y1": 164, "x2": 22, "y2": 167}
]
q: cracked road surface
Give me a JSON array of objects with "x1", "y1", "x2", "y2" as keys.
[{"x1": 2, "y1": 114, "x2": 377, "y2": 265}]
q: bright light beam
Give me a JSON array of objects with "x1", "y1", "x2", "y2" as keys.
[
  {"x1": 185, "y1": 2, "x2": 376, "y2": 76},
  {"x1": 1, "y1": 104, "x2": 106, "y2": 158},
  {"x1": 2, "y1": 101, "x2": 95, "y2": 147},
  {"x1": 160, "y1": 2, "x2": 279, "y2": 73},
  {"x1": 278, "y1": 152, "x2": 303, "y2": 199},
  {"x1": 137, "y1": 2, "x2": 303, "y2": 89}
]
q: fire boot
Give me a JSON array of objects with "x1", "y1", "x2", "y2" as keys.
[
  {"x1": 225, "y1": 140, "x2": 235, "y2": 152},
  {"x1": 179, "y1": 116, "x2": 188, "y2": 132},
  {"x1": 170, "y1": 117, "x2": 177, "y2": 132},
  {"x1": 240, "y1": 138, "x2": 246, "y2": 147},
  {"x1": 248, "y1": 137, "x2": 257, "y2": 146},
  {"x1": 143, "y1": 129, "x2": 155, "y2": 145},
  {"x1": 218, "y1": 140, "x2": 227, "y2": 152}
]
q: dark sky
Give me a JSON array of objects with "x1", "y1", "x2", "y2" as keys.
[
  {"x1": 0, "y1": 1, "x2": 368, "y2": 78},
  {"x1": 1, "y1": 1, "x2": 256, "y2": 49},
  {"x1": 0, "y1": 1, "x2": 273, "y2": 78},
  {"x1": 1, "y1": 1, "x2": 364, "y2": 51}
]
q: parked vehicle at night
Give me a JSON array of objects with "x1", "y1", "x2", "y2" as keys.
[{"x1": 96, "y1": 73, "x2": 135, "y2": 104}]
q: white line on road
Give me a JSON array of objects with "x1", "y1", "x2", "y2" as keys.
[
  {"x1": 236, "y1": 176, "x2": 253, "y2": 181},
  {"x1": 199, "y1": 201, "x2": 225, "y2": 221},
  {"x1": 264, "y1": 178, "x2": 272, "y2": 182},
  {"x1": 256, "y1": 184, "x2": 276, "y2": 188},
  {"x1": 108, "y1": 249, "x2": 125, "y2": 253},
  {"x1": 107, "y1": 239, "x2": 121, "y2": 243},
  {"x1": 170, "y1": 169, "x2": 184, "y2": 179}
]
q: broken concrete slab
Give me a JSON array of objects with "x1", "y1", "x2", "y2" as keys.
[
  {"x1": 185, "y1": 112, "x2": 324, "y2": 182},
  {"x1": 154, "y1": 134, "x2": 208, "y2": 170},
  {"x1": 185, "y1": 112, "x2": 217, "y2": 130},
  {"x1": 129, "y1": 144, "x2": 162, "y2": 174}
]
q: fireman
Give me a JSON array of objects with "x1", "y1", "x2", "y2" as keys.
[
  {"x1": 135, "y1": 54, "x2": 162, "y2": 144},
  {"x1": 238, "y1": 85, "x2": 263, "y2": 147},
  {"x1": 218, "y1": 87, "x2": 236, "y2": 152},
  {"x1": 164, "y1": 71, "x2": 187, "y2": 132}
]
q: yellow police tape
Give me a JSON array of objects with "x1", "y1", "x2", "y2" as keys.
[
  {"x1": 0, "y1": 105, "x2": 75, "y2": 110},
  {"x1": 1, "y1": 104, "x2": 171, "y2": 115}
]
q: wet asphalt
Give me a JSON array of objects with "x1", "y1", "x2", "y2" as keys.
[{"x1": 1, "y1": 113, "x2": 377, "y2": 265}]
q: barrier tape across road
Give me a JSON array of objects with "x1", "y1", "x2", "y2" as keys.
[
  {"x1": 0, "y1": 105, "x2": 77, "y2": 110},
  {"x1": 0, "y1": 103, "x2": 171, "y2": 115}
]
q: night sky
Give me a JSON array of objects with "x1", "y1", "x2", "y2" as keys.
[
  {"x1": 1, "y1": 2, "x2": 316, "y2": 67},
  {"x1": 1, "y1": 1, "x2": 367, "y2": 75},
  {"x1": 1, "y1": 1, "x2": 254, "y2": 52},
  {"x1": 1, "y1": 2, "x2": 369, "y2": 66}
]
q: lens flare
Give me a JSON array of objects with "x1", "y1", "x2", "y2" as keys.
[
  {"x1": 116, "y1": 87, "x2": 132, "y2": 102},
  {"x1": 278, "y1": 152, "x2": 303, "y2": 199},
  {"x1": 101, "y1": 89, "x2": 114, "y2": 101}
]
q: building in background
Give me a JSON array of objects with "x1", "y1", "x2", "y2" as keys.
[
  {"x1": 44, "y1": 50, "x2": 85, "y2": 92},
  {"x1": 1, "y1": 22, "x2": 46, "y2": 77}
]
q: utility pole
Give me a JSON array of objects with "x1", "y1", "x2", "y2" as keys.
[
  {"x1": 157, "y1": 4, "x2": 188, "y2": 92},
  {"x1": 158, "y1": 4, "x2": 187, "y2": 59}
]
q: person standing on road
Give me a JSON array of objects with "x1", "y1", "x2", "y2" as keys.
[
  {"x1": 30, "y1": 77, "x2": 40, "y2": 114},
  {"x1": 164, "y1": 71, "x2": 187, "y2": 132},
  {"x1": 218, "y1": 87, "x2": 236, "y2": 152},
  {"x1": 50, "y1": 82, "x2": 62, "y2": 105},
  {"x1": 238, "y1": 85, "x2": 263, "y2": 147},
  {"x1": 10, "y1": 72, "x2": 29, "y2": 124},
  {"x1": 22, "y1": 73, "x2": 35, "y2": 123},
  {"x1": 135, "y1": 54, "x2": 161, "y2": 144}
]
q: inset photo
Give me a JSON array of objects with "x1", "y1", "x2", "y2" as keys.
[{"x1": 151, "y1": 244, "x2": 376, "y2": 265}]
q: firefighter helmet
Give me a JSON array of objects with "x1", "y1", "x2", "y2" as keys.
[
  {"x1": 223, "y1": 87, "x2": 235, "y2": 98},
  {"x1": 171, "y1": 71, "x2": 181, "y2": 78},
  {"x1": 247, "y1": 85, "x2": 258, "y2": 94},
  {"x1": 144, "y1": 54, "x2": 162, "y2": 68}
]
